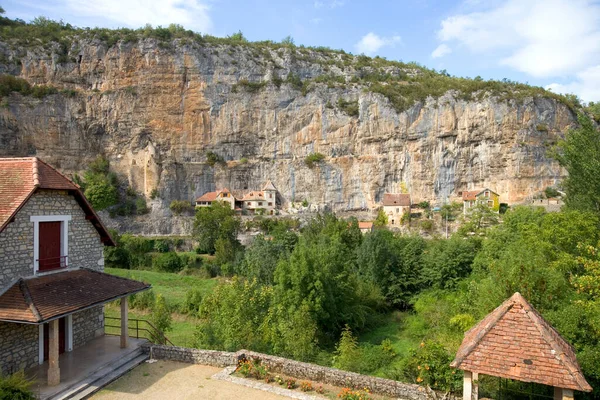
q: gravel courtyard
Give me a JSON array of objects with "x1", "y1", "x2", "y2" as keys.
[{"x1": 91, "y1": 360, "x2": 290, "y2": 400}]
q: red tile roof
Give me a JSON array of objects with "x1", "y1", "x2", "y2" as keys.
[
  {"x1": 242, "y1": 191, "x2": 265, "y2": 201},
  {"x1": 358, "y1": 221, "x2": 373, "y2": 230},
  {"x1": 196, "y1": 189, "x2": 233, "y2": 202},
  {"x1": 0, "y1": 157, "x2": 114, "y2": 246},
  {"x1": 451, "y1": 292, "x2": 592, "y2": 392},
  {"x1": 382, "y1": 193, "x2": 411, "y2": 207},
  {"x1": 462, "y1": 188, "x2": 498, "y2": 201},
  {"x1": 0, "y1": 269, "x2": 150, "y2": 323}
]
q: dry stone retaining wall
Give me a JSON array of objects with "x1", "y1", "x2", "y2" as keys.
[{"x1": 141, "y1": 344, "x2": 428, "y2": 399}]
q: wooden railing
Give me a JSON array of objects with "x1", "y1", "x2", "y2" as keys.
[
  {"x1": 37, "y1": 255, "x2": 68, "y2": 271},
  {"x1": 105, "y1": 316, "x2": 174, "y2": 346}
]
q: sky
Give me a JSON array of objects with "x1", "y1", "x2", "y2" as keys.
[{"x1": 5, "y1": 0, "x2": 600, "y2": 102}]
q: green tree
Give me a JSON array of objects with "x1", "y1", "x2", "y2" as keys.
[
  {"x1": 194, "y1": 202, "x2": 240, "y2": 254},
  {"x1": 333, "y1": 325, "x2": 361, "y2": 372},
  {"x1": 149, "y1": 294, "x2": 172, "y2": 344},
  {"x1": 152, "y1": 252, "x2": 183, "y2": 273},
  {"x1": 373, "y1": 208, "x2": 388, "y2": 227},
  {"x1": 554, "y1": 114, "x2": 600, "y2": 213},
  {"x1": 240, "y1": 235, "x2": 289, "y2": 284}
]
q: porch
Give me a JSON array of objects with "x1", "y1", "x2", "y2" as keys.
[{"x1": 28, "y1": 335, "x2": 147, "y2": 400}]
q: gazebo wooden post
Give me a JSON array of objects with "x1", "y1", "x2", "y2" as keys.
[
  {"x1": 120, "y1": 297, "x2": 128, "y2": 348},
  {"x1": 47, "y1": 319, "x2": 60, "y2": 386},
  {"x1": 555, "y1": 387, "x2": 574, "y2": 400},
  {"x1": 463, "y1": 371, "x2": 479, "y2": 400}
]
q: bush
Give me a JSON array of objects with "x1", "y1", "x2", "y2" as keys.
[
  {"x1": 170, "y1": 200, "x2": 192, "y2": 215},
  {"x1": 130, "y1": 289, "x2": 155, "y2": 310},
  {"x1": 148, "y1": 294, "x2": 172, "y2": 344},
  {"x1": 206, "y1": 151, "x2": 224, "y2": 166},
  {"x1": 0, "y1": 371, "x2": 35, "y2": 400},
  {"x1": 135, "y1": 197, "x2": 148, "y2": 214},
  {"x1": 337, "y1": 98, "x2": 359, "y2": 117},
  {"x1": 304, "y1": 152, "x2": 325, "y2": 168},
  {"x1": 153, "y1": 240, "x2": 170, "y2": 253},
  {"x1": 150, "y1": 188, "x2": 159, "y2": 199},
  {"x1": 152, "y1": 252, "x2": 183, "y2": 273},
  {"x1": 182, "y1": 288, "x2": 203, "y2": 315},
  {"x1": 401, "y1": 340, "x2": 461, "y2": 393},
  {"x1": 544, "y1": 186, "x2": 560, "y2": 198},
  {"x1": 84, "y1": 178, "x2": 119, "y2": 211},
  {"x1": 239, "y1": 157, "x2": 248, "y2": 164}
]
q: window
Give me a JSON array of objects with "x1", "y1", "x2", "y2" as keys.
[
  {"x1": 484, "y1": 191, "x2": 490, "y2": 198},
  {"x1": 247, "y1": 202, "x2": 251, "y2": 206},
  {"x1": 396, "y1": 208, "x2": 399, "y2": 213},
  {"x1": 269, "y1": 193, "x2": 272, "y2": 198},
  {"x1": 488, "y1": 200, "x2": 494, "y2": 207},
  {"x1": 259, "y1": 202, "x2": 263, "y2": 206},
  {"x1": 268, "y1": 202, "x2": 272, "y2": 206},
  {"x1": 31, "y1": 215, "x2": 71, "y2": 273}
]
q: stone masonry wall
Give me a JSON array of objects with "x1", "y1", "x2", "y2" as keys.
[
  {"x1": 141, "y1": 344, "x2": 429, "y2": 400},
  {"x1": 72, "y1": 306, "x2": 104, "y2": 349},
  {"x1": 0, "y1": 189, "x2": 105, "y2": 288},
  {"x1": 0, "y1": 322, "x2": 38, "y2": 375}
]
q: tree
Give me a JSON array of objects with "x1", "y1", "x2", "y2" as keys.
[
  {"x1": 373, "y1": 208, "x2": 388, "y2": 227},
  {"x1": 193, "y1": 202, "x2": 240, "y2": 254},
  {"x1": 554, "y1": 114, "x2": 600, "y2": 213},
  {"x1": 240, "y1": 235, "x2": 289, "y2": 285},
  {"x1": 149, "y1": 295, "x2": 172, "y2": 344}
]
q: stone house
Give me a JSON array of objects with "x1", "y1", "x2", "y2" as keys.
[
  {"x1": 241, "y1": 181, "x2": 278, "y2": 215},
  {"x1": 194, "y1": 188, "x2": 237, "y2": 210},
  {"x1": 462, "y1": 188, "x2": 500, "y2": 215},
  {"x1": 0, "y1": 157, "x2": 149, "y2": 386},
  {"x1": 358, "y1": 221, "x2": 374, "y2": 234},
  {"x1": 382, "y1": 193, "x2": 411, "y2": 226}
]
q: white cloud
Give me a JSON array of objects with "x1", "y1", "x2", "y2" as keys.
[
  {"x1": 433, "y1": 0, "x2": 600, "y2": 101},
  {"x1": 355, "y1": 33, "x2": 401, "y2": 55},
  {"x1": 547, "y1": 65, "x2": 600, "y2": 102},
  {"x1": 310, "y1": 17, "x2": 323, "y2": 25},
  {"x1": 431, "y1": 44, "x2": 451, "y2": 59},
  {"x1": 63, "y1": 0, "x2": 212, "y2": 32},
  {"x1": 314, "y1": 0, "x2": 344, "y2": 9}
]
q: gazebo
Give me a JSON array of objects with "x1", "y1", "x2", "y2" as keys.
[{"x1": 451, "y1": 293, "x2": 592, "y2": 400}]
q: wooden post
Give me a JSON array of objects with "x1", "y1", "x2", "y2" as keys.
[
  {"x1": 120, "y1": 297, "x2": 128, "y2": 348},
  {"x1": 463, "y1": 371, "x2": 479, "y2": 400},
  {"x1": 463, "y1": 371, "x2": 472, "y2": 400},
  {"x1": 47, "y1": 320, "x2": 60, "y2": 386},
  {"x1": 562, "y1": 389, "x2": 574, "y2": 400}
]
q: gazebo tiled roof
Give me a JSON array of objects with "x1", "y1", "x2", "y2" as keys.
[{"x1": 451, "y1": 292, "x2": 592, "y2": 392}]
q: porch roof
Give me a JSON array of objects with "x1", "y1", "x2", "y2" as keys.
[
  {"x1": 0, "y1": 269, "x2": 150, "y2": 324},
  {"x1": 450, "y1": 292, "x2": 592, "y2": 392}
]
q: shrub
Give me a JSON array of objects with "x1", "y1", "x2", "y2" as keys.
[
  {"x1": 0, "y1": 371, "x2": 36, "y2": 400},
  {"x1": 239, "y1": 157, "x2": 248, "y2": 164},
  {"x1": 420, "y1": 219, "x2": 434, "y2": 232},
  {"x1": 402, "y1": 340, "x2": 461, "y2": 393},
  {"x1": 300, "y1": 381, "x2": 313, "y2": 392},
  {"x1": 182, "y1": 288, "x2": 203, "y2": 315},
  {"x1": 536, "y1": 123, "x2": 549, "y2": 132},
  {"x1": 545, "y1": 186, "x2": 560, "y2": 198},
  {"x1": 84, "y1": 178, "x2": 119, "y2": 211},
  {"x1": 148, "y1": 294, "x2": 172, "y2": 344},
  {"x1": 153, "y1": 240, "x2": 170, "y2": 253},
  {"x1": 305, "y1": 152, "x2": 325, "y2": 168},
  {"x1": 170, "y1": 200, "x2": 192, "y2": 215},
  {"x1": 285, "y1": 378, "x2": 296, "y2": 390},
  {"x1": 130, "y1": 289, "x2": 155, "y2": 310},
  {"x1": 152, "y1": 252, "x2": 183, "y2": 273},
  {"x1": 337, "y1": 388, "x2": 372, "y2": 400},
  {"x1": 150, "y1": 188, "x2": 159, "y2": 199},
  {"x1": 206, "y1": 151, "x2": 224, "y2": 166},
  {"x1": 135, "y1": 197, "x2": 148, "y2": 214},
  {"x1": 337, "y1": 98, "x2": 359, "y2": 117},
  {"x1": 233, "y1": 79, "x2": 266, "y2": 93},
  {"x1": 286, "y1": 73, "x2": 304, "y2": 91}
]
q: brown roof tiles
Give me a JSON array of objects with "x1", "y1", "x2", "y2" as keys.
[
  {"x1": 382, "y1": 193, "x2": 411, "y2": 207},
  {"x1": 0, "y1": 269, "x2": 150, "y2": 323},
  {"x1": 0, "y1": 157, "x2": 114, "y2": 245},
  {"x1": 451, "y1": 292, "x2": 592, "y2": 392}
]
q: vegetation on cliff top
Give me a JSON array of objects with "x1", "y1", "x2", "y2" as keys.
[{"x1": 0, "y1": 14, "x2": 585, "y2": 114}]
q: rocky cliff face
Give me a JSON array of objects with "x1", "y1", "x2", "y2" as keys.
[{"x1": 0, "y1": 38, "x2": 573, "y2": 220}]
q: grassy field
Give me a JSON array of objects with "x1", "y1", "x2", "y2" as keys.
[{"x1": 105, "y1": 267, "x2": 220, "y2": 307}]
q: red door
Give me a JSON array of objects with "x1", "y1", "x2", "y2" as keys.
[
  {"x1": 43, "y1": 317, "x2": 66, "y2": 361},
  {"x1": 39, "y1": 222, "x2": 62, "y2": 271}
]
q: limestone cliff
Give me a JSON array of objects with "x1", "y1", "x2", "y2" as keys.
[{"x1": 0, "y1": 38, "x2": 573, "y2": 219}]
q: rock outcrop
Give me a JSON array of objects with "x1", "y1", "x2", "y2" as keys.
[{"x1": 0, "y1": 38, "x2": 572, "y2": 220}]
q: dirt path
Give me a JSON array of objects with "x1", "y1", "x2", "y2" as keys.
[{"x1": 92, "y1": 360, "x2": 290, "y2": 400}]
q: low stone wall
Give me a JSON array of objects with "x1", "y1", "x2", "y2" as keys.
[
  {"x1": 141, "y1": 344, "x2": 236, "y2": 367},
  {"x1": 141, "y1": 344, "x2": 428, "y2": 399}
]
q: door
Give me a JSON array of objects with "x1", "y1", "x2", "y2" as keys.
[
  {"x1": 43, "y1": 317, "x2": 66, "y2": 361},
  {"x1": 39, "y1": 221, "x2": 62, "y2": 271}
]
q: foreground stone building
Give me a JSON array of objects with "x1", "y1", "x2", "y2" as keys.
[{"x1": 0, "y1": 157, "x2": 149, "y2": 386}]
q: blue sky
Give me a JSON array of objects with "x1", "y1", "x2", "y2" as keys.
[{"x1": 5, "y1": 0, "x2": 600, "y2": 102}]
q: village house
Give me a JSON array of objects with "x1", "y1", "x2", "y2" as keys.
[
  {"x1": 382, "y1": 193, "x2": 411, "y2": 226},
  {"x1": 462, "y1": 188, "x2": 500, "y2": 215},
  {"x1": 0, "y1": 157, "x2": 149, "y2": 389},
  {"x1": 195, "y1": 188, "x2": 236, "y2": 210},
  {"x1": 241, "y1": 181, "x2": 278, "y2": 215},
  {"x1": 358, "y1": 221, "x2": 374, "y2": 234}
]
